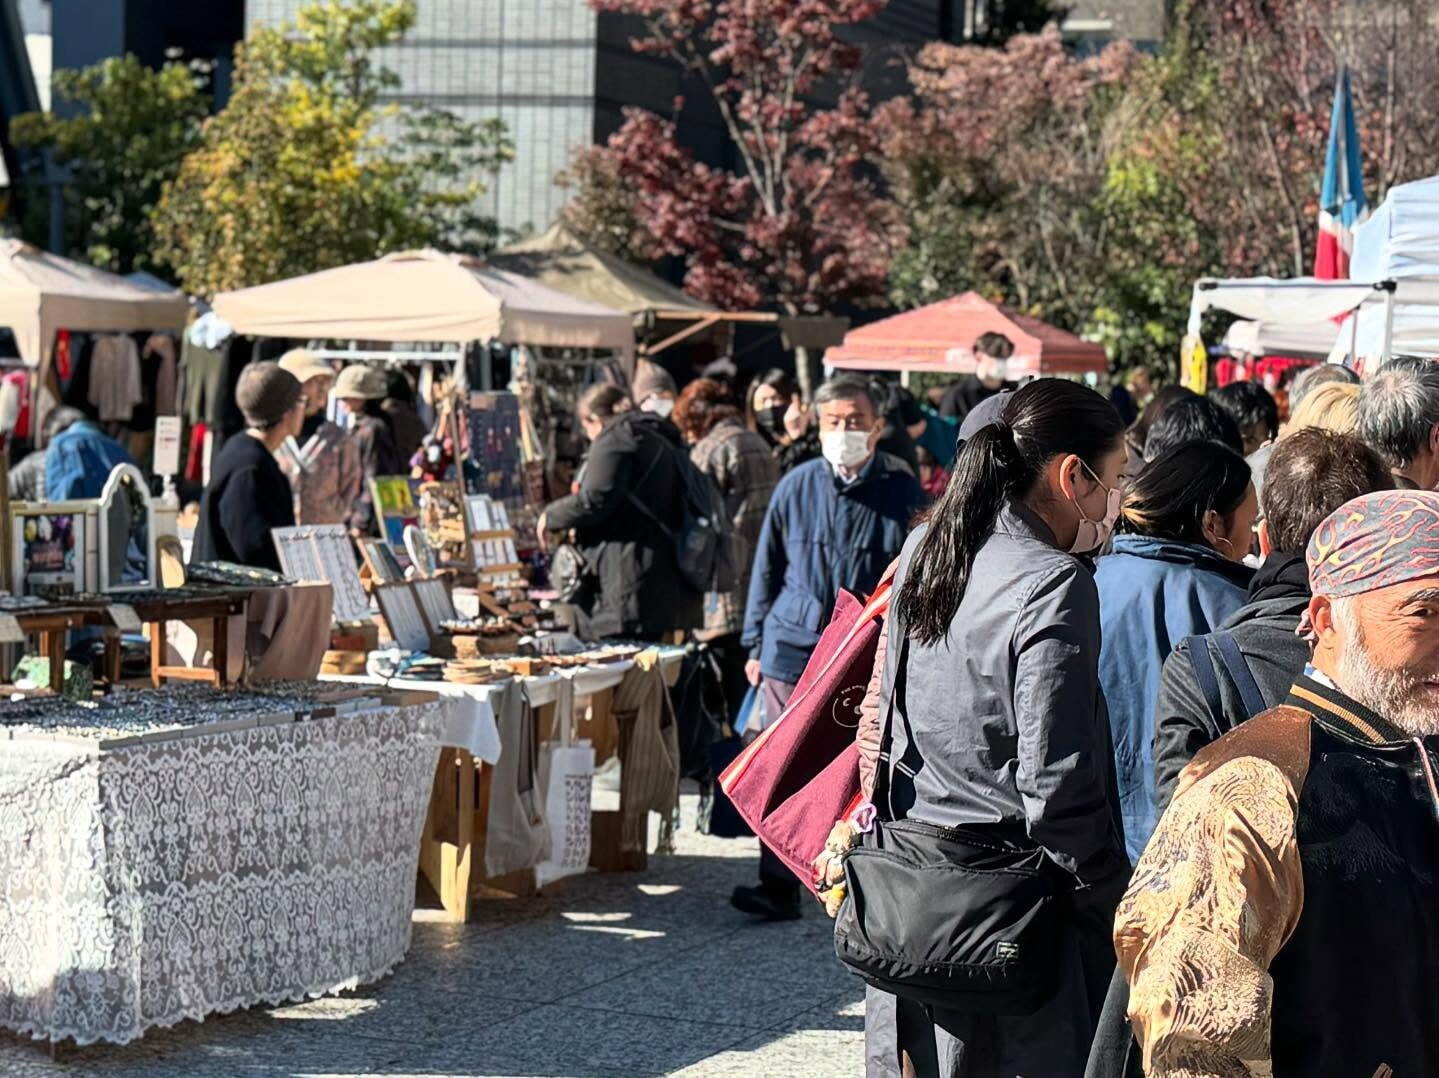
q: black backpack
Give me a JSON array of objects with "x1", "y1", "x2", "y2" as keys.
[{"x1": 628, "y1": 433, "x2": 739, "y2": 595}]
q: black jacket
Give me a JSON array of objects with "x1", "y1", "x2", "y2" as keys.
[
  {"x1": 1151, "y1": 552, "x2": 1311, "y2": 815},
  {"x1": 938, "y1": 374, "x2": 1015, "y2": 422},
  {"x1": 192, "y1": 433, "x2": 295, "y2": 572},
  {"x1": 544, "y1": 410, "x2": 702, "y2": 640}
]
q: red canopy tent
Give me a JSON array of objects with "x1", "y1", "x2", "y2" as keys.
[{"x1": 823, "y1": 292, "x2": 1109, "y2": 378}]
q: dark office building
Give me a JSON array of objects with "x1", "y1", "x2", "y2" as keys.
[{"x1": 47, "y1": 0, "x2": 245, "y2": 106}]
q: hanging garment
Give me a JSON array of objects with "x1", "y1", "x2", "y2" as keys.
[
  {"x1": 88, "y1": 335, "x2": 144, "y2": 423},
  {"x1": 0, "y1": 370, "x2": 28, "y2": 437},
  {"x1": 612, "y1": 655, "x2": 682, "y2": 855},
  {"x1": 133, "y1": 334, "x2": 178, "y2": 426}
]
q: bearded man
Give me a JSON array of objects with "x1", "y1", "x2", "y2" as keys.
[{"x1": 1116, "y1": 488, "x2": 1439, "y2": 1077}]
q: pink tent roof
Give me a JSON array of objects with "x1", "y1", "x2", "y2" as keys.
[{"x1": 823, "y1": 292, "x2": 1108, "y2": 377}]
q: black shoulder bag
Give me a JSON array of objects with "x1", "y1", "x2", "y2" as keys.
[{"x1": 832, "y1": 638, "x2": 1068, "y2": 1014}]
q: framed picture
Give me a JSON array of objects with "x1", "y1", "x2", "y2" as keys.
[
  {"x1": 273, "y1": 524, "x2": 371, "y2": 623},
  {"x1": 411, "y1": 576, "x2": 457, "y2": 638},
  {"x1": 360, "y1": 538, "x2": 405, "y2": 584},
  {"x1": 12, "y1": 505, "x2": 90, "y2": 596},
  {"x1": 466, "y1": 392, "x2": 524, "y2": 503},
  {"x1": 370, "y1": 475, "x2": 416, "y2": 515},
  {"x1": 375, "y1": 582, "x2": 430, "y2": 653}
]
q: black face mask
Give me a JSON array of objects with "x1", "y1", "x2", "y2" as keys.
[{"x1": 755, "y1": 404, "x2": 786, "y2": 440}]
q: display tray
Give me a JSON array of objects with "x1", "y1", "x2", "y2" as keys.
[{"x1": 0, "y1": 681, "x2": 386, "y2": 748}]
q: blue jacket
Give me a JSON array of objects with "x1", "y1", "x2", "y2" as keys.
[
  {"x1": 1094, "y1": 534, "x2": 1252, "y2": 862},
  {"x1": 43, "y1": 421, "x2": 134, "y2": 501},
  {"x1": 742, "y1": 452, "x2": 923, "y2": 685}
]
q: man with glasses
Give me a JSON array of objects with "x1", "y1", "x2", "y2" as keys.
[{"x1": 735, "y1": 376, "x2": 924, "y2": 921}]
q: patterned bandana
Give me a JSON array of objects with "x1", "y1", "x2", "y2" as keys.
[{"x1": 1308, "y1": 489, "x2": 1439, "y2": 598}]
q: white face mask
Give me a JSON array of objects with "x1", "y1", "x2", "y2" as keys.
[
  {"x1": 821, "y1": 430, "x2": 873, "y2": 472},
  {"x1": 1068, "y1": 460, "x2": 1122, "y2": 554},
  {"x1": 641, "y1": 397, "x2": 675, "y2": 419},
  {"x1": 985, "y1": 359, "x2": 1008, "y2": 383}
]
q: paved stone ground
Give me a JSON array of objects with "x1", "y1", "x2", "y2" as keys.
[{"x1": 0, "y1": 797, "x2": 864, "y2": 1077}]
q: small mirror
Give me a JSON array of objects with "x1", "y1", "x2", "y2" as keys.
[{"x1": 98, "y1": 464, "x2": 157, "y2": 591}]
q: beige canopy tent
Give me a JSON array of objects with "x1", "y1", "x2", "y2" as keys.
[
  {"x1": 0, "y1": 238, "x2": 189, "y2": 368},
  {"x1": 212, "y1": 248, "x2": 636, "y2": 376},
  {"x1": 493, "y1": 223, "x2": 713, "y2": 318},
  {"x1": 492, "y1": 225, "x2": 850, "y2": 360}
]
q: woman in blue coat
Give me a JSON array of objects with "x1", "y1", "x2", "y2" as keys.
[{"x1": 1095, "y1": 440, "x2": 1258, "y2": 862}]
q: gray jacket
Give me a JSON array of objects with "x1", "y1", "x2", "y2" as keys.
[{"x1": 880, "y1": 502, "x2": 1128, "y2": 888}]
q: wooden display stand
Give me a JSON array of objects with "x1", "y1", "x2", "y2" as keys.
[
  {"x1": 7, "y1": 605, "x2": 92, "y2": 693},
  {"x1": 84, "y1": 592, "x2": 250, "y2": 688},
  {"x1": 418, "y1": 700, "x2": 560, "y2": 921},
  {"x1": 576, "y1": 685, "x2": 648, "y2": 874}
]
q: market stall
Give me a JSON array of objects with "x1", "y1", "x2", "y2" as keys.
[
  {"x1": 1190, "y1": 176, "x2": 1439, "y2": 370},
  {"x1": 822, "y1": 291, "x2": 1109, "y2": 378},
  {"x1": 0, "y1": 239, "x2": 189, "y2": 454},
  {"x1": 0, "y1": 683, "x2": 450, "y2": 1046},
  {"x1": 0, "y1": 238, "x2": 188, "y2": 372},
  {"x1": 211, "y1": 248, "x2": 636, "y2": 385}
]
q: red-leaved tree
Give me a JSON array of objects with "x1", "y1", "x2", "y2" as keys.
[{"x1": 578, "y1": 0, "x2": 900, "y2": 395}]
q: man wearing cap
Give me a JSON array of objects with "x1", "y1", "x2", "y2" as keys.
[
  {"x1": 1116, "y1": 488, "x2": 1439, "y2": 1076},
  {"x1": 276, "y1": 349, "x2": 360, "y2": 526},
  {"x1": 192, "y1": 362, "x2": 306, "y2": 571},
  {"x1": 335, "y1": 364, "x2": 402, "y2": 536}
]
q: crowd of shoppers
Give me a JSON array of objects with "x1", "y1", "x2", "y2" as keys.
[{"x1": 170, "y1": 342, "x2": 1439, "y2": 1076}]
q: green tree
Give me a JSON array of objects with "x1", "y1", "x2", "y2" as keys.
[
  {"x1": 153, "y1": 0, "x2": 513, "y2": 296},
  {"x1": 10, "y1": 55, "x2": 209, "y2": 274},
  {"x1": 875, "y1": 29, "x2": 1140, "y2": 357}
]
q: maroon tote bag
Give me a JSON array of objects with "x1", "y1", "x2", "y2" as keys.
[{"x1": 718, "y1": 578, "x2": 892, "y2": 894}]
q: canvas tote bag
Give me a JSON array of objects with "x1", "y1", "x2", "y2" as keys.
[{"x1": 536, "y1": 676, "x2": 595, "y2": 888}]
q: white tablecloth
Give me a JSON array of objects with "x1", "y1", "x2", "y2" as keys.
[
  {"x1": 0, "y1": 698, "x2": 449, "y2": 1045},
  {"x1": 320, "y1": 662, "x2": 636, "y2": 764}
]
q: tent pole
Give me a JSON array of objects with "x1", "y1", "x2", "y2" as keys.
[
  {"x1": 1382, "y1": 286, "x2": 1396, "y2": 367},
  {"x1": 1349, "y1": 309, "x2": 1359, "y2": 367}
]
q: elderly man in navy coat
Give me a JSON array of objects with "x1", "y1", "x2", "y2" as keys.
[{"x1": 735, "y1": 375, "x2": 925, "y2": 921}]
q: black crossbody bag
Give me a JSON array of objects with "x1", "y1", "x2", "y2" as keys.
[{"x1": 832, "y1": 638, "x2": 1068, "y2": 1014}]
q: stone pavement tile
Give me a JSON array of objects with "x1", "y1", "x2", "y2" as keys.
[
  {"x1": 682, "y1": 915, "x2": 849, "y2": 989},
  {"x1": 669, "y1": 1027, "x2": 866, "y2": 1078},
  {"x1": 425, "y1": 1003, "x2": 754, "y2": 1078},
  {"x1": 39, "y1": 1011, "x2": 436, "y2": 1077},
  {"x1": 413, "y1": 914, "x2": 733, "y2": 1006},
  {"x1": 767, "y1": 985, "x2": 867, "y2": 1034},
  {"x1": 264, "y1": 989, "x2": 541, "y2": 1047},
  {"x1": 0, "y1": 1036, "x2": 66, "y2": 1078},
  {"x1": 563, "y1": 948, "x2": 837, "y2": 1031}
]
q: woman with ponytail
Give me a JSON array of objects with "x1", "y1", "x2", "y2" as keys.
[
  {"x1": 1093, "y1": 439, "x2": 1257, "y2": 863},
  {"x1": 864, "y1": 379, "x2": 1131, "y2": 1076}
]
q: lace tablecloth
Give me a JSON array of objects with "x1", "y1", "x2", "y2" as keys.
[{"x1": 0, "y1": 699, "x2": 450, "y2": 1045}]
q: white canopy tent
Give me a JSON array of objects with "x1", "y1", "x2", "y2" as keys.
[
  {"x1": 212, "y1": 249, "x2": 637, "y2": 380},
  {"x1": 1220, "y1": 317, "x2": 1341, "y2": 359},
  {"x1": 1187, "y1": 277, "x2": 1430, "y2": 368},
  {"x1": 1351, "y1": 175, "x2": 1439, "y2": 282},
  {"x1": 0, "y1": 238, "x2": 189, "y2": 369}
]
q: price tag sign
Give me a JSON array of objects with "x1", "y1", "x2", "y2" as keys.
[
  {"x1": 154, "y1": 416, "x2": 182, "y2": 477},
  {"x1": 0, "y1": 614, "x2": 23, "y2": 644},
  {"x1": 106, "y1": 604, "x2": 143, "y2": 632}
]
